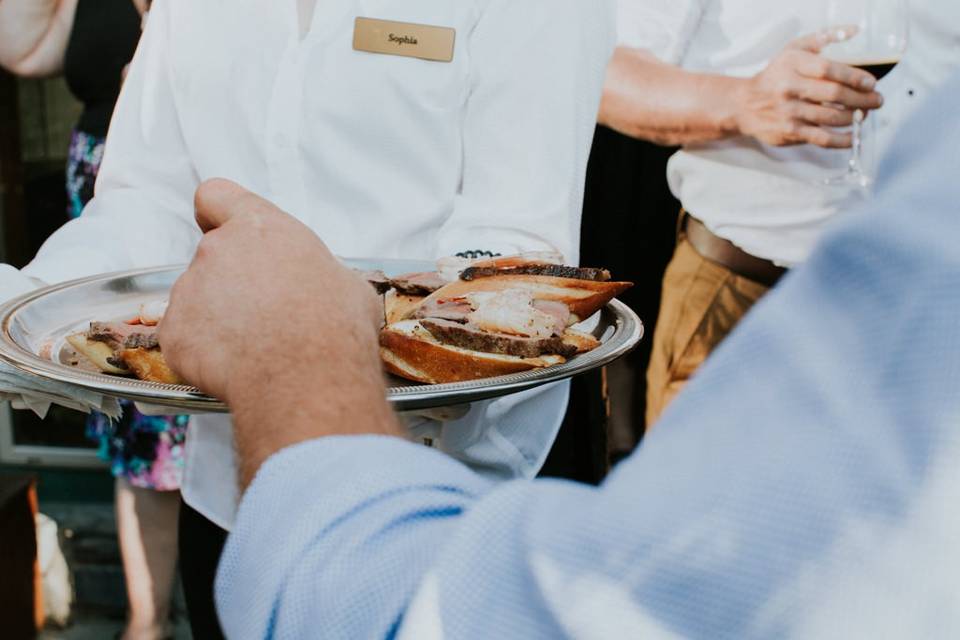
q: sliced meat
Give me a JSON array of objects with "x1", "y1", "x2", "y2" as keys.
[
  {"x1": 359, "y1": 269, "x2": 392, "y2": 294},
  {"x1": 124, "y1": 333, "x2": 160, "y2": 350},
  {"x1": 388, "y1": 271, "x2": 449, "y2": 296},
  {"x1": 532, "y1": 299, "x2": 571, "y2": 333},
  {"x1": 421, "y1": 318, "x2": 577, "y2": 359},
  {"x1": 460, "y1": 264, "x2": 611, "y2": 282},
  {"x1": 88, "y1": 322, "x2": 157, "y2": 350},
  {"x1": 364, "y1": 270, "x2": 450, "y2": 296},
  {"x1": 414, "y1": 297, "x2": 473, "y2": 323}
]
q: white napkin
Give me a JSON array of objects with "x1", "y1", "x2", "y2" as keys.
[{"x1": 0, "y1": 361, "x2": 121, "y2": 420}]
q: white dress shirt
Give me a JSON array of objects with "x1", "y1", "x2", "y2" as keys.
[
  {"x1": 616, "y1": 0, "x2": 874, "y2": 267},
  {"x1": 12, "y1": 0, "x2": 615, "y2": 528},
  {"x1": 874, "y1": 0, "x2": 960, "y2": 157}
]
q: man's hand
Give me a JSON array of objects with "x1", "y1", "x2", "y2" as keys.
[
  {"x1": 599, "y1": 30, "x2": 883, "y2": 149},
  {"x1": 734, "y1": 31, "x2": 883, "y2": 148},
  {"x1": 159, "y1": 179, "x2": 402, "y2": 487}
]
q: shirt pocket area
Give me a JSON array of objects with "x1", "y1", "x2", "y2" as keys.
[{"x1": 348, "y1": 0, "x2": 473, "y2": 112}]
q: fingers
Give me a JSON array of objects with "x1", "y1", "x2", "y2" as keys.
[
  {"x1": 156, "y1": 271, "x2": 188, "y2": 376},
  {"x1": 788, "y1": 26, "x2": 858, "y2": 53},
  {"x1": 787, "y1": 30, "x2": 833, "y2": 53},
  {"x1": 784, "y1": 104, "x2": 854, "y2": 148},
  {"x1": 792, "y1": 77, "x2": 883, "y2": 110},
  {"x1": 793, "y1": 52, "x2": 876, "y2": 92},
  {"x1": 793, "y1": 125, "x2": 851, "y2": 149},
  {"x1": 792, "y1": 102, "x2": 855, "y2": 128},
  {"x1": 194, "y1": 178, "x2": 265, "y2": 233}
]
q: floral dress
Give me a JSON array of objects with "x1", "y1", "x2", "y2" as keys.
[{"x1": 68, "y1": 129, "x2": 188, "y2": 491}]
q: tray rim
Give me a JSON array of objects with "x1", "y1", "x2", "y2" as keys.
[{"x1": 0, "y1": 264, "x2": 643, "y2": 412}]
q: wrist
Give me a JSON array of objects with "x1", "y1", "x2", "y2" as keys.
[
  {"x1": 723, "y1": 77, "x2": 752, "y2": 138},
  {"x1": 226, "y1": 341, "x2": 402, "y2": 488}
]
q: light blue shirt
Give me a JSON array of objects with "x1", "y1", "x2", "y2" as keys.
[{"x1": 216, "y1": 73, "x2": 960, "y2": 639}]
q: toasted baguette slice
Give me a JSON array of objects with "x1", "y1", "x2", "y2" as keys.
[
  {"x1": 561, "y1": 329, "x2": 602, "y2": 354},
  {"x1": 380, "y1": 320, "x2": 565, "y2": 384},
  {"x1": 119, "y1": 348, "x2": 183, "y2": 385},
  {"x1": 384, "y1": 290, "x2": 425, "y2": 325},
  {"x1": 66, "y1": 334, "x2": 129, "y2": 375},
  {"x1": 414, "y1": 275, "x2": 632, "y2": 323}
]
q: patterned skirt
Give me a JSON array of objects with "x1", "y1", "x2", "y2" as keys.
[{"x1": 67, "y1": 129, "x2": 188, "y2": 491}]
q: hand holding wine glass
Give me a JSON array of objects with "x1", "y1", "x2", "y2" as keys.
[
  {"x1": 822, "y1": 0, "x2": 909, "y2": 187},
  {"x1": 735, "y1": 30, "x2": 884, "y2": 149}
]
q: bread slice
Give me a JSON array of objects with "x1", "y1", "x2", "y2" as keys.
[
  {"x1": 119, "y1": 348, "x2": 183, "y2": 385},
  {"x1": 380, "y1": 320, "x2": 565, "y2": 384},
  {"x1": 65, "y1": 334, "x2": 129, "y2": 375},
  {"x1": 561, "y1": 329, "x2": 602, "y2": 354},
  {"x1": 414, "y1": 275, "x2": 632, "y2": 323},
  {"x1": 384, "y1": 290, "x2": 425, "y2": 325}
]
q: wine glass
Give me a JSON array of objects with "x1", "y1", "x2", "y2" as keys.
[{"x1": 822, "y1": 0, "x2": 908, "y2": 189}]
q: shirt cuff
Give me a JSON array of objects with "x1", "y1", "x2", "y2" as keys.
[{"x1": 216, "y1": 435, "x2": 492, "y2": 633}]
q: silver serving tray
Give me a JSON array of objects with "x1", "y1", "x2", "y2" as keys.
[{"x1": 0, "y1": 261, "x2": 642, "y2": 412}]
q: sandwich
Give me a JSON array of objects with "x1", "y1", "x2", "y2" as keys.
[
  {"x1": 64, "y1": 256, "x2": 631, "y2": 388},
  {"x1": 378, "y1": 256, "x2": 632, "y2": 384},
  {"x1": 66, "y1": 301, "x2": 183, "y2": 385}
]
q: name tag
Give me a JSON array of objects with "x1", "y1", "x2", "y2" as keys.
[{"x1": 353, "y1": 17, "x2": 455, "y2": 63}]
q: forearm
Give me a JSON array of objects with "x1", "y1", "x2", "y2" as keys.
[
  {"x1": 599, "y1": 46, "x2": 745, "y2": 146},
  {"x1": 0, "y1": 0, "x2": 75, "y2": 76},
  {"x1": 228, "y1": 318, "x2": 403, "y2": 488}
]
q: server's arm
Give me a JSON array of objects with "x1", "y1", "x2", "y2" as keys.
[{"x1": 21, "y1": 0, "x2": 201, "y2": 286}]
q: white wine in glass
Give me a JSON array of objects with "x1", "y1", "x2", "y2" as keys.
[{"x1": 822, "y1": 0, "x2": 908, "y2": 188}]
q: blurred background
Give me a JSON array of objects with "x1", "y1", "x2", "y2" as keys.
[{"x1": 0, "y1": 68, "x2": 189, "y2": 639}]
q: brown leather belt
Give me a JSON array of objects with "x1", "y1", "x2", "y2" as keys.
[{"x1": 683, "y1": 214, "x2": 786, "y2": 287}]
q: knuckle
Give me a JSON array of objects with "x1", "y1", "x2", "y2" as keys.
[
  {"x1": 782, "y1": 50, "x2": 801, "y2": 65},
  {"x1": 827, "y1": 84, "x2": 845, "y2": 101},
  {"x1": 777, "y1": 82, "x2": 795, "y2": 100}
]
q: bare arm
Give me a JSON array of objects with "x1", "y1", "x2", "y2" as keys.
[
  {"x1": 600, "y1": 32, "x2": 885, "y2": 149},
  {"x1": 0, "y1": 0, "x2": 77, "y2": 77},
  {"x1": 599, "y1": 47, "x2": 743, "y2": 145}
]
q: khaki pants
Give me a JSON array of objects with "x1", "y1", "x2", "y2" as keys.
[{"x1": 645, "y1": 238, "x2": 770, "y2": 428}]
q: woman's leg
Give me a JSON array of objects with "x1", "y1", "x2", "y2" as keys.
[{"x1": 115, "y1": 477, "x2": 180, "y2": 639}]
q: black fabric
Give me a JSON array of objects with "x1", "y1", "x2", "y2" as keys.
[
  {"x1": 579, "y1": 126, "x2": 680, "y2": 445},
  {"x1": 540, "y1": 126, "x2": 680, "y2": 480},
  {"x1": 64, "y1": 0, "x2": 142, "y2": 137},
  {"x1": 178, "y1": 500, "x2": 228, "y2": 640}
]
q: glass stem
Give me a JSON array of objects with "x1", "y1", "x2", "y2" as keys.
[{"x1": 849, "y1": 108, "x2": 865, "y2": 177}]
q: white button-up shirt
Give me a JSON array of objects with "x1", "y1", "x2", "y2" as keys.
[
  {"x1": 16, "y1": 0, "x2": 615, "y2": 528},
  {"x1": 875, "y1": 0, "x2": 960, "y2": 157}
]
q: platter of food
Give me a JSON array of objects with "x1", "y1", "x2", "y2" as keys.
[{"x1": 0, "y1": 256, "x2": 643, "y2": 412}]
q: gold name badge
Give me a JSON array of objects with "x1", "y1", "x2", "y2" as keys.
[{"x1": 353, "y1": 17, "x2": 455, "y2": 63}]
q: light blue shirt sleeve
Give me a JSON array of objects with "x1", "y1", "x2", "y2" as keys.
[{"x1": 216, "y1": 73, "x2": 960, "y2": 639}]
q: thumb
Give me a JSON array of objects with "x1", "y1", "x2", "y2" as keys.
[
  {"x1": 788, "y1": 25, "x2": 858, "y2": 53},
  {"x1": 194, "y1": 178, "x2": 257, "y2": 233}
]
